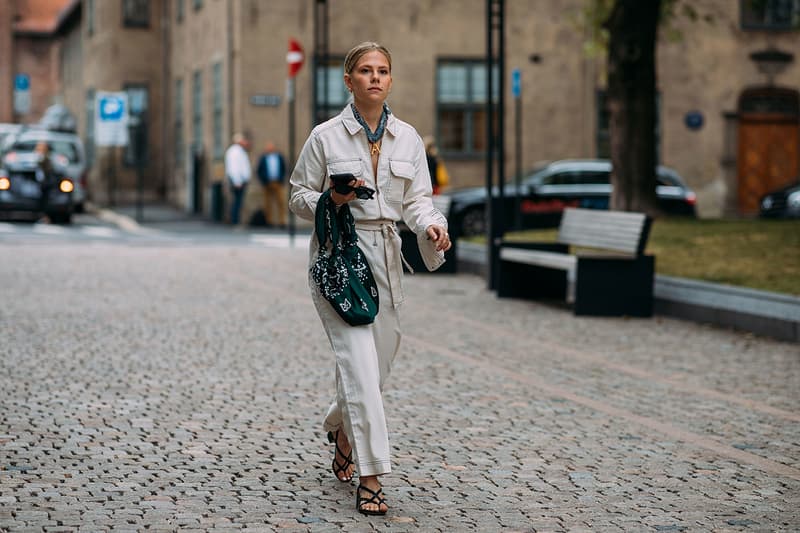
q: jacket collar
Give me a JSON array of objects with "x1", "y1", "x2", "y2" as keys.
[{"x1": 342, "y1": 103, "x2": 397, "y2": 138}]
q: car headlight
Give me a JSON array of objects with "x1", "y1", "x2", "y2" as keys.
[
  {"x1": 59, "y1": 179, "x2": 74, "y2": 193},
  {"x1": 761, "y1": 196, "x2": 774, "y2": 210},
  {"x1": 788, "y1": 191, "x2": 800, "y2": 209},
  {"x1": 0, "y1": 176, "x2": 9, "y2": 190}
]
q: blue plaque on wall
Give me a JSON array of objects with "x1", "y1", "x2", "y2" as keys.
[{"x1": 685, "y1": 111, "x2": 704, "y2": 131}]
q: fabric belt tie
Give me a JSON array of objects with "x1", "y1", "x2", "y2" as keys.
[{"x1": 355, "y1": 220, "x2": 413, "y2": 307}]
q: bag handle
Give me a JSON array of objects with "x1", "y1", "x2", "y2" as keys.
[
  {"x1": 315, "y1": 190, "x2": 333, "y2": 249},
  {"x1": 315, "y1": 189, "x2": 347, "y2": 254}
]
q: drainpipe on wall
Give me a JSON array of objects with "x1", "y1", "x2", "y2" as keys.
[
  {"x1": 227, "y1": 0, "x2": 234, "y2": 140},
  {"x1": 161, "y1": 0, "x2": 169, "y2": 199}
]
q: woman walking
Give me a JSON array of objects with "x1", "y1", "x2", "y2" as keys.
[{"x1": 289, "y1": 42, "x2": 451, "y2": 515}]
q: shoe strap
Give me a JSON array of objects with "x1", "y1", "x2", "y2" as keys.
[
  {"x1": 357, "y1": 484, "x2": 386, "y2": 507},
  {"x1": 331, "y1": 430, "x2": 354, "y2": 476}
]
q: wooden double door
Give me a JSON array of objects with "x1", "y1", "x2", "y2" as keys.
[{"x1": 737, "y1": 89, "x2": 800, "y2": 215}]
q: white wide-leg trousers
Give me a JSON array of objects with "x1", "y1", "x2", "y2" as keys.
[{"x1": 310, "y1": 223, "x2": 404, "y2": 477}]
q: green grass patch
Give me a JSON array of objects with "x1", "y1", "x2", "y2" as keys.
[{"x1": 496, "y1": 218, "x2": 800, "y2": 295}]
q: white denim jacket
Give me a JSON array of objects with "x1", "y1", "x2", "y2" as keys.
[
  {"x1": 290, "y1": 105, "x2": 447, "y2": 271},
  {"x1": 290, "y1": 106, "x2": 447, "y2": 234}
]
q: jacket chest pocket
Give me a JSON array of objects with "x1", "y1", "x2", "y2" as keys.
[
  {"x1": 326, "y1": 159, "x2": 364, "y2": 191},
  {"x1": 385, "y1": 159, "x2": 415, "y2": 204}
]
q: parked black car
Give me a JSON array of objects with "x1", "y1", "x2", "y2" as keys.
[
  {"x1": 0, "y1": 152, "x2": 75, "y2": 223},
  {"x1": 443, "y1": 159, "x2": 698, "y2": 236},
  {"x1": 1, "y1": 127, "x2": 88, "y2": 212},
  {"x1": 759, "y1": 181, "x2": 800, "y2": 219}
]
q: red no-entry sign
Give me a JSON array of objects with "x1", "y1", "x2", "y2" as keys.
[{"x1": 287, "y1": 39, "x2": 304, "y2": 78}]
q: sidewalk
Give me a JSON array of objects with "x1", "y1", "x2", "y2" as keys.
[
  {"x1": 457, "y1": 240, "x2": 800, "y2": 343},
  {"x1": 1, "y1": 238, "x2": 798, "y2": 531},
  {"x1": 88, "y1": 201, "x2": 314, "y2": 234},
  {"x1": 88, "y1": 203, "x2": 800, "y2": 342},
  {"x1": 88, "y1": 201, "x2": 230, "y2": 232}
]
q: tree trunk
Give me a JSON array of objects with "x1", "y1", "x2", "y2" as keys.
[{"x1": 605, "y1": 0, "x2": 661, "y2": 215}]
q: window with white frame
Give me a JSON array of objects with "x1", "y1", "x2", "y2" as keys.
[
  {"x1": 741, "y1": 0, "x2": 800, "y2": 30},
  {"x1": 85, "y1": 89, "x2": 96, "y2": 166},
  {"x1": 436, "y1": 59, "x2": 498, "y2": 156},
  {"x1": 174, "y1": 78, "x2": 184, "y2": 167},
  {"x1": 314, "y1": 57, "x2": 349, "y2": 125},
  {"x1": 124, "y1": 84, "x2": 149, "y2": 166},
  {"x1": 212, "y1": 62, "x2": 224, "y2": 159},
  {"x1": 122, "y1": 0, "x2": 149, "y2": 28},
  {"x1": 86, "y1": 0, "x2": 95, "y2": 35},
  {"x1": 192, "y1": 70, "x2": 203, "y2": 153}
]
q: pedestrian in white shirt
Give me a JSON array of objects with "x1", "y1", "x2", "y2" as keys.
[
  {"x1": 290, "y1": 42, "x2": 451, "y2": 516},
  {"x1": 224, "y1": 133, "x2": 251, "y2": 226}
]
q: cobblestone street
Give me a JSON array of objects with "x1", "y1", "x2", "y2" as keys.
[{"x1": 1, "y1": 241, "x2": 798, "y2": 531}]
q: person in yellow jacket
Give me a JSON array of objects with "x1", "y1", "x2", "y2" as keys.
[{"x1": 424, "y1": 136, "x2": 449, "y2": 195}]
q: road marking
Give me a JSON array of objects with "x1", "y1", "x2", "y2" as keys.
[
  {"x1": 405, "y1": 335, "x2": 800, "y2": 482},
  {"x1": 81, "y1": 226, "x2": 118, "y2": 238},
  {"x1": 250, "y1": 234, "x2": 310, "y2": 248},
  {"x1": 32, "y1": 224, "x2": 66, "y2": 235},
  {"x1": 0, "y1": 223, "x2": 16, "y2": 233}
]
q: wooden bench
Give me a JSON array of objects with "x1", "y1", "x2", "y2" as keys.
[{"x1": 498, "y1": 207, "x2": 655, "y2": 316}]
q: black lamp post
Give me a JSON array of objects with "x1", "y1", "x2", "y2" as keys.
[
  {"x1": 486, "y1": 0, "x2": 506, "y2": 291},
  {"x1": 313, "y1": 0, "x2": 330, "y2": 126}
]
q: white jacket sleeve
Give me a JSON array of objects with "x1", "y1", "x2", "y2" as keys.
[
  {"x1": 225, "y1": 145, "x2": 251, "y2": 186},
  {"x1": 401, "y1": 134, "x2": 448, "y2": 234},
  {"x1": 289, "y1": 133, "x2": 327, "y2": 222}
]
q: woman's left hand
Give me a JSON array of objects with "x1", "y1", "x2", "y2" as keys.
[{"x1": 426, "y1": 224, "x2": 452, "y2": 252}]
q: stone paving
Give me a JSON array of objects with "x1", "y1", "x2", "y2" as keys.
[{"x1": 1, "y1": 241, "x2": 798, "y2": 532}]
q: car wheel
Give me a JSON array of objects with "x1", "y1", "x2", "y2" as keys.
[
  {"x1": 50, "y1": 212, "x2": 72, "y2": 225},
  {"x1": 460, "y1": 207, "x2": 486, "y2": 236}
]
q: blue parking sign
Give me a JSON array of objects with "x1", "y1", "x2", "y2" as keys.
[
  {"x1": 99, "y1": 96, "x2": 125, "y2": 120},
  {"x1": 14, "y1": 74, "x2": 30, "y2": 91},
  {"x1": 95, "y1": 91, "x2": 130, "y2": 146}
]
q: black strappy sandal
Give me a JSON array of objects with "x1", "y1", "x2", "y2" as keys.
[
  {"x1": 356, "y1": 484, "x2": 387, "y2": 516},
  {"x1": 327, "y1": 430, "x2": 354, "y2": 482}
]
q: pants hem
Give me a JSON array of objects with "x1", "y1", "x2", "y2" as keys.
[{"x1": 358, "y1": 460, "x2": 391, "y2": 477}]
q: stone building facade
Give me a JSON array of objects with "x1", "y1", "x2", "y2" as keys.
[
  {"x1": 0, "y1": 2, "x2": 16, "y2": 122},
  {"x1": 1, "y1": 0, "x2": 79, "y2": 124},
  {"x1": 8, "y1": 0, "x2": 800, "y2": 218}
]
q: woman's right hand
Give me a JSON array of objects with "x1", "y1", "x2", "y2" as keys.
[{"x1": 330, "y1": 178, "x2": 365, "y2": 206}]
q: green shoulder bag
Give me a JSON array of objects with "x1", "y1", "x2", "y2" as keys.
[{"x1": 311, "y1": 190, "x2": 379, "y2": 326}]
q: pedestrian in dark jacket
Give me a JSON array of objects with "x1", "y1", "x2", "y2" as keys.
[
  {"x1": 255, "y1": 141, "x2": 288, "y2": 227},
  {"x1": 34, "y1": 141, "x2": 55, "y2": 223}
]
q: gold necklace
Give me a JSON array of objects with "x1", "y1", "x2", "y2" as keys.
[{"x1": 369, "y1": 141, "x2": 381, "y2": 156}]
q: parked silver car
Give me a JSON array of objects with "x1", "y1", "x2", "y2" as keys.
[
  {"x1": 1, "y1": 128, "x2": 87, "y2": 212},
  {"x1": 0, "y1": 123, "x2": 22, "y2": 148},
  {"x1": 443, "y1": 159, "x2": 698, "y2": 236}
]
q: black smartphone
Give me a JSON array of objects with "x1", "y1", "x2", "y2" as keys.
[{"x1": 330, "y1": 173, "x2": 375, "y2": 200}]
